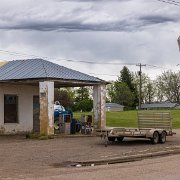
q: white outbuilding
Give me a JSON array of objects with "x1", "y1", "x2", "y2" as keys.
[{"x1": 106, "y1": 103, "x2": 124, "y2": 112}]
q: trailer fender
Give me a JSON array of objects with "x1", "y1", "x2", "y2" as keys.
[{"x1": 146, "y1": 129, "x2": 163, "y2": 138}]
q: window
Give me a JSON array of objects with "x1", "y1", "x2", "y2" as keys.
[{"x1": 4, "y1": 95, "x2": 18, "y2": 123}]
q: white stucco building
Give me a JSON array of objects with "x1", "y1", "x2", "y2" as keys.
[{"x1": 0, "y1": 59, "x2": 107, "y2": 135}]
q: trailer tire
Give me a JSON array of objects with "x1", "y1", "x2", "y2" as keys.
[
  {"x1": 151, "y1": 131, "x2": 159, "y2": 144},
  {"x1": 108, "y1": 137, "x2": 116, "y2": 142},
  {"x1": 159, "y1": 131, "x2": 166, "y2": 144},
  {"x1": 117, "y1": 137, "x2": 124, "y2": 142}
]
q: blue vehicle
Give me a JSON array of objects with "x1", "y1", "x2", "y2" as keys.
[
  {"x1": 54, "y1": 102, "x2": 72, "y2": 130},
  {"x1": 54, "y1": 102, "x2": 81, "y2": 134}
]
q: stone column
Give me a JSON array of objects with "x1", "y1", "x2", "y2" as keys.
[
  {"x1": 39, "y1": 81, "x2": 54, "y2": 135},
  {"x1": 93, "y1": 84, "x2": 106, "y2": 129}
]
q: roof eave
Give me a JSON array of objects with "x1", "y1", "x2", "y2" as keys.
[{"x1": 0, "y1": 77, "x2": 108, "y2": 87}]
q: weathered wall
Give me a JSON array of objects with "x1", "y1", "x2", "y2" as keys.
[
  {"x1": 39, "y1": 81, "x2": 54, "y2": 135},
  {"x1": 93, "y1": 84, "x2": 106, "y2": 129},
  {"x1": 0, "y1": 84, "x2": 39, "y2": 134}
]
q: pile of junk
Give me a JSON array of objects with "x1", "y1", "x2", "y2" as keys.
[{"x1": 54, "y1": 101, "x2": 93, "y2": 135}]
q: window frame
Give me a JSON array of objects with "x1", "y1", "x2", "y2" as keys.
[{"x1": 4, "y1": 94, "x2": 19, "y2": 124}]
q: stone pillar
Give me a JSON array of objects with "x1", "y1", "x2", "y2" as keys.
[
  {"x1": 39, "y1": 81, "x2": 54, "y2": 135},
  {"x1": 93, "y1": 84, "x2": 106, "y2": 129}
]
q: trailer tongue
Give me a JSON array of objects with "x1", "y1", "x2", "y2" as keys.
[{"x1": 97, "y1": 111, "x2": 175, "y2": 147}]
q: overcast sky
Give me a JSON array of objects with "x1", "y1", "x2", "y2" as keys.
[{"x1": 0, "y1": 0, "x2": 180, "y2": 81}]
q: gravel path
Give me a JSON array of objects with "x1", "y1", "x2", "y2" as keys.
[{"x1": 0, "y1": 130, "x2": 180, "y2": 179}]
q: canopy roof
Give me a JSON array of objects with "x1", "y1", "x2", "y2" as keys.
[{"x1": 0, "y1": 59, "x2": 107, "y2": 87}]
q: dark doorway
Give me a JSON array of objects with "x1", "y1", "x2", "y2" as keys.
[{"x1": 33, "y1": 96, "x2": 40, "y2": 133}]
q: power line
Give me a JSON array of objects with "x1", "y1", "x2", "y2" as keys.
[
  {"x1": 89, "y1": 73, "x2": 117, "y2": 77},
  {"x1": 0, "y1": 49, "x2": 137, "y2": 66},
  {"x1": 157, "y1": 0, "x2": 180, "y2": 5},
  {"x1": 156, "y1": 0, "x2": 180, "y2": 6},
  {"x1": 168, "y1": 0, "x2": 180, "y2": 4},
  {"x1": 55, "y1": 59, "x2": 137, "y2": 65},
  {"x1": 0, "y1": 49, "x2": 49, "y2": 59},
  {"x1": 0, "y1": 48, "x2": 174, "y2": 72}
]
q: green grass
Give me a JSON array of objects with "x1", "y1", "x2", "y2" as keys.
[
  {"x1": 73, "y1": 112, "x2": 93, "y2": 120},
  {"x1": 171, "y1": 110, "x2": 180, "y2": 128},
  {"x1": 106, "y1": 111, "x2": 138, "y2": 128},
  {"x1": 73, "y1": 109, "x2": 180, "y2": 129}
]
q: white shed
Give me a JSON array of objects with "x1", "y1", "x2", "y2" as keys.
[{"x1": 106, "y1": 103, "x2": 124, "y2": 112}]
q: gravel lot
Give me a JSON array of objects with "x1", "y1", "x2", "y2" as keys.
[{"x1": 1, "y1": 130, "x2": 180, "y2": 179}]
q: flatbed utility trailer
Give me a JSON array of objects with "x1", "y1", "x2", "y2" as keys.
[{"x1": 97, "y1": 111, "x2": 175, "y2": 146}]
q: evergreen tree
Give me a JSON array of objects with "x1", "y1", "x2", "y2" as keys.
[
  {"x1": 75, "y1": 87, "x2": 89, "y2": 102},
  {"x1": 74, "y1": 87, "x2": 93, "y2": 111},
  {"x1": 112, "y1": 82, "x2": 135, "y2": 107},
  {"x1": 119, "y1": 66, "x2": 138, "y2": 107},
  {"x1": 119, "y1": 66, "x2": 134, "y2": 92}
]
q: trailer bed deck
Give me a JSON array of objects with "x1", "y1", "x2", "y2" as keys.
[{"x1": 97, "y1": 111, "x2": 175, "y2": 146}]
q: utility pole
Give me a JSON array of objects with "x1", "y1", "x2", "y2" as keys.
[
  {"x1": 178, "y1": 36, "x2": 180, "y2": 51},
  {"x1": 136, "y1": 63, "x2": 146, "y2": 110}
]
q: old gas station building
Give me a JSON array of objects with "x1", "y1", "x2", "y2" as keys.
[{"x1": 0, "y1": 59, "x2": 107, "y2": 135}]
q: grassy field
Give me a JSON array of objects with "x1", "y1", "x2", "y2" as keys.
[{"x1": 73, "y1": 110, "x2": 180, "y2": 129}]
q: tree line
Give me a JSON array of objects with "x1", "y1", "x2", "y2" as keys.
[
  {"x1": 108, "y1": 66, "x2": 180, "y2": 108},
  {"x1": 55, "y1": 66, "x2": 180, "y2": 111},
  {"x1": 54, "y1": 87, "x2": 93, "y2": 112}
]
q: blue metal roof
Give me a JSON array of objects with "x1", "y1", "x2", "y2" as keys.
[
  {"x1": 0, "y1": 59, "x2": 104, "y2": 83},
  {"x1": 141, "y1": 103, "x2": 177, "y2": 109},
  {"x1": 106, "y1": 103, "x2": 124, "y2": 107}
]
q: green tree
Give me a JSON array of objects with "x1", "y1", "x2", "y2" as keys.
[
  {"x1": 119, "y1": 66, "x2": 134, "y2": 91},
  {"x1": 54, "y1": 88, "x2": 75, "y2": 109},
  {"x1": 74, "y1": 87, "x2": 93, "y2": 111},
  {"x1": 144, "y1": 80, "x2": 155, "y2": 103},
  {"x1": 120, "y1": 66, "x2": 138, "y2": 107},
  {"x1": 75, "y1": 87, "x2": 89, "y2": 102},
  {"x1": 132, "y1": 72, "x2": 155, "y2": 104},
  {"x1": 109, "y1": 82, "x2": 135, "y2": 107},
  {"x1": 155, "y1": 71, "x2": 180, "y2": 103},
  {"x1": 74, "y1": 99, "x2": 93, "y2": 112},
  {"x1": 155, "y1": 76, "x2": 165, "y2": 102}
]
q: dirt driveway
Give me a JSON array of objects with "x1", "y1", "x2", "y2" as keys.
[{"x1": 1, "y1": 130, "x2": 180, "y2": 179}]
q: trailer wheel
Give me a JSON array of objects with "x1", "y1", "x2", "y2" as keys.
[
  {"x1": 108, "y1": 137, "x2": 116, "y2": 142},
  {"x1": 151, "y1": 131, "x2": 159, "y2": 144},
  {"x1": 117, "y1": 137, "x2": 124, "y2": 142},
  {"x1": 159, "y1": 131, "x2": 166, "y2": 144}
]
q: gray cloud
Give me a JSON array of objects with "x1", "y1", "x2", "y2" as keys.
[
  {"x1": 139, "y1": 15, "x2": 177, "y2": 25},
  {"x1": 59, "y1": 0, "x2": 130, "y2": 2},
  {"x1": 0, "y1": 0, "x2": 180, "y2": 81},
  {"x1": 0, "y1": 0, "x2": 179, "y2": 33},
  {"x1": 0, "y1": 15, "x2": 178, "y2": 32}
]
